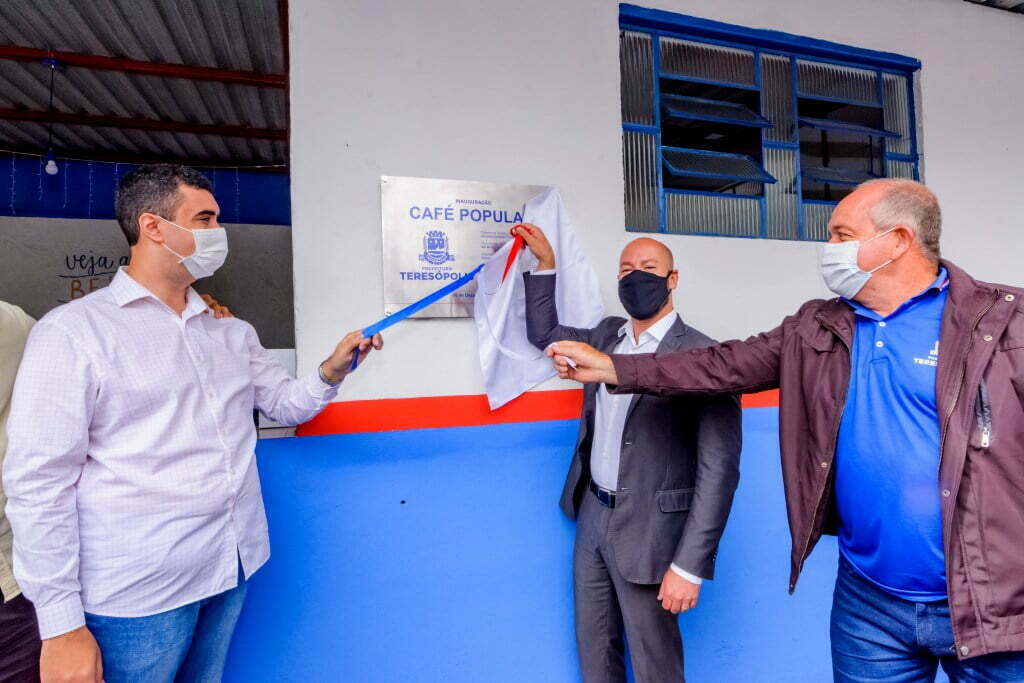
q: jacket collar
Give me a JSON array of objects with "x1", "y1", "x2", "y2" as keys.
[
  {"x1": 616, "y1": 310, "x2": 680, "y2": 347},
  {"x1": 814, "y1": 259, "x2": 988, "y2": 346},
  {"x1": 941, "y1": 259, "x2": 998, "y2": 325}
]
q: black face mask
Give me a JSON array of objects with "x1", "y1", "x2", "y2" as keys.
[{"x1": 618, "y1": 270, "x2": 671, "y2": 320}]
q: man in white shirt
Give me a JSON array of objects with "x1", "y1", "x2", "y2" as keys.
[
  {"x1": 517, "y1": 226, "x2": 741, "y2": 682},
  {"x1": 3, "y1": 165, "x2": 382, "y2": 683}
]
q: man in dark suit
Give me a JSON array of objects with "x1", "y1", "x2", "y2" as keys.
[{"x1": 514, "y1": 226, "x2": 742, "y2": 682}]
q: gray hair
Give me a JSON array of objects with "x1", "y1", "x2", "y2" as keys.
[
  {"x1": 858, "y1": 178, "x2": 942, "y2": 262},
  {"x1": 115, "y1": 164, "x2": 213, "y2": 246}
]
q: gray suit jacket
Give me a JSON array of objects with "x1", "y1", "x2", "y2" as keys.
[{"x1": 524, "y1": 272, "x2": 742, "y2": 584}]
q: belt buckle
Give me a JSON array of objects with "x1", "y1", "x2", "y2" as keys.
[{"x1": 597, "y1": 486, "x2": 614, "y2": 508}]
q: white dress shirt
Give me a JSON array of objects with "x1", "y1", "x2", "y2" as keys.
[
  {"x1": 590, "y1": 311, "x2": 679, "y2": 492},
  {"x1": 3, "y1": 269, "x2": 339, "y2": 638},
  {"x1": 592, "y1": 310, "x2": 703, "y2": 585}
]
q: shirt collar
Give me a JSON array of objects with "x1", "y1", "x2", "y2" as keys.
[
  {"x1": 618, "y1": 310, "x2": 679, "y2": 346},
  {"x1": 846, "y1": 266, "x2": 949, "y2": 320},
  {"x1": 109, "y1": 267, "x2": 210, "y2": 319}
]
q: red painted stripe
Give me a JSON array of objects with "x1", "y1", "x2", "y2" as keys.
[
  {"x1": 742, "y1": 389, "x2": 780, "y2": 408},
  {"x1": 297, "y1": 389, "x2": 584, "y2": 436},
  {"x1": 296, "y1": 388, "x2": 781, "y2": 436}
]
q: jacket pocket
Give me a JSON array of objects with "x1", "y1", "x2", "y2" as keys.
[
  {"x1": 657, "y1": 487, "x2": 694, "y2": 513},
  {"x1": 974, "y1": 378, "x2": 993, "y2": 449}
]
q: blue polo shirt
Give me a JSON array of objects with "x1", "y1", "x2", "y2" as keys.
[{"x1": 835, "y1": 267, "x2": 949, "y2": 602}]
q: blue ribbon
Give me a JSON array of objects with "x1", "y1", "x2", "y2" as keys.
[{"x1": 350, "y1": 263, "x2": 485, "y2": 370}]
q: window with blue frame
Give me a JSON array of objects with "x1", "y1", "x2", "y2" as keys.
[{"x1": 619, "y1": 5, "x2": 921, "y2": 241}]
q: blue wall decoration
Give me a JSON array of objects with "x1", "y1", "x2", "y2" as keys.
[{"x1": 0, "y1": 152, "x2": 290, "y2": 225}]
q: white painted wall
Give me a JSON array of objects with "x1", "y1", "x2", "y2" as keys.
[{"x1": 289, "y1": 0, "x2": 1024, "y2": 401}]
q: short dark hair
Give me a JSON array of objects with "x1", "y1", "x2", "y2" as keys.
[{"x1": 115, "y1": 164, "x2": 214, "y2": 246}]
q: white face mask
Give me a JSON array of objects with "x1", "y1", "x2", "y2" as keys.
[
  {"x1": 158, "y1": 216, "x2": 228, "y2": 280},
  {"x1": 820, "y1": 227, "x2": 897, "y2": 299}
]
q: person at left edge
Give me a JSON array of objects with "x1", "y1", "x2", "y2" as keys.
[{"x1": 2, "y1": 164, "x2": 383, "y2": 683}]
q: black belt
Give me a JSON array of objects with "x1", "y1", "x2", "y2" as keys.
[{"x1": 589, "y1": 480, "x2": 617, "y2": 508}]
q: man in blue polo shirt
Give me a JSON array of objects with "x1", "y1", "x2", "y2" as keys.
[
  {"x1": 835, "y1": 265, "x2": 948, "y2": 602},
  {"x1": 546, "y1": 178, "x2": 1024, "y2": 681}
]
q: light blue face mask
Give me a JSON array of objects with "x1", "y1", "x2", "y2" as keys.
[
  {"x1": 158, "y1": 216, "x2": 229, "y2": 280},
  {"x1": 819, "y1": 227, "x2": 897, "y2": 299}
]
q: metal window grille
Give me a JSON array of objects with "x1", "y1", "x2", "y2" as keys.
[{"x1": 619, "y1": 8, "x2": 921, "y2": 241}]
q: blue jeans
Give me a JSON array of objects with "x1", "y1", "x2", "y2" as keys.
[
  {"x1": 831, "y1": 556, "x2": 1024, "y2": 682},
  {"x1": 85, "y1": 576, "x2": 247, "y2": 683}
]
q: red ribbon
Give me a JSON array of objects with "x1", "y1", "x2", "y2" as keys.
[{"x1": 501, "y1": 224, "x2": 530, "y2": 283}]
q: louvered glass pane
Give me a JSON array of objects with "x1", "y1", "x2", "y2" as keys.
[
  {"x1": 662, "y1": 147, "x2": 775, "y2": 184},
  {"x1": 887, "y1": 159, "x2": 917, "y2": 179},
  {"x1": 804, "y1": 202, "x2": 835, "y2": 241},
  {"x1": 802, "y1": 166, "x2": 880, "y2": 185},
  {"x1": 797, "y1": 60, "x2": 879, "y2": 105},
  {"x1": 799, "y1": 116, "x2": 898, "y2": 138},
  {"x1": 660, "y1": 37, "x2": 756, "y2": 86},
  {"x1": 620, "y1": 31, "x2": 654, "y2": 126},
  {"x1": 764, "y1": 147, "x2": 799, "y2": 239},
  {"x1": 761, "y1": 54, "x2": 794, "y2": 142},
  {"x1": 662, "y1": 94, "x2": 769, "y2": 128},
  {"x1": 665, "y1": 192, "x2": 760, "y2": 237},
  {"x1": 883, "y1": 73, "x2": 913, "y2": 156},
  {"x1": 623, "y1": 130, "x2": 659, "y2": 232}
]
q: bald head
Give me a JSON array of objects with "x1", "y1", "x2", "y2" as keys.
[
  {"x1": 832, "y1": 179, "x2": 942, "y2": 262},
  {"x1": 619, "y1": 238, "x2": 675, "y2": 278}
]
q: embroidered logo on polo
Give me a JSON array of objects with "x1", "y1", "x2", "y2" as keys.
[{"x1": 913, "y1": 340, "x2": 939, "y2": 367}]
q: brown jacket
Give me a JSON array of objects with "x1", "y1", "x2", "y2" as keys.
[{"x1": 611, "y1": 260, "x2": 1024, "y2": 660}]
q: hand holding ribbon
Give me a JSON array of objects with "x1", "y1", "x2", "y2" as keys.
[{"x1": 321, "y1": 330, "x2": 384, "y2": 383}]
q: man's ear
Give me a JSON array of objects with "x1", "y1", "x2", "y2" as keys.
[
  {"x1": 668, "y1": 269, "x2": 680, "y2": 291},
  {"x1": 893, "y1": 225, "x2": 916, "y2": 260},
  {"x1": 137, "y1": 213, "x2": 164, "y2": 245}
]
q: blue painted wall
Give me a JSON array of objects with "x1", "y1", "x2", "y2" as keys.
[{"x1": 224, "y1": 407, "x2": 841, "y2": 681}]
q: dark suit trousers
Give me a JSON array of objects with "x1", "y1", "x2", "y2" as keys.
[
  {"x1": 574, "y1": 492, "x2": 684, "y2": 683},
  {"x1": 0, "y1": 594, "x2": 41, "y2": 683}
]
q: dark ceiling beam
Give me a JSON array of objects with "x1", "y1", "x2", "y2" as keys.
[
  {"x1": 0, "y1": 45, "x2": 287, "y2": 88},
  {"x1": 0, "y1": 107, "x2": 287, "y2": 140},
  {"x1": 0, "y1": 142, "x2": 288, "y2": 172}
]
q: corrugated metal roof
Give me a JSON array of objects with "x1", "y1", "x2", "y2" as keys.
[
  {"x1": 0, "y1": 0, "x2": 287, "y2": 167},
  {"x1": 964, "y1": 0, "x2": 1024, "y2": 13}
]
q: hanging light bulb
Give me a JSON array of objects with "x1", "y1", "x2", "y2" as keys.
[
  {"x1": 44, "y1": 148, "x2": 58, "y2": 176},
  {"x1": 41, "y1": 56, "x2": 61, "y2": 176}
]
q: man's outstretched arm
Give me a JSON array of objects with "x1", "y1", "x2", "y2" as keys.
[{"x1": 548, "y1": 319, "x2": 786, "y2": 395}]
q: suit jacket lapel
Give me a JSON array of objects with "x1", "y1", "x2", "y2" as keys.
[
  {"x1": 622, "y1": 315, "x2": 687, "y2": 423},
  {"x1": 581, "y1": 321, "x2": 627, "y2": 432}
]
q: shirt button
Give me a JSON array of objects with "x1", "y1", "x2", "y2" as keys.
[
  {"x1": 820, "y1": 461, "x2": 828, "y2": 469},
  {"x1": 960, "y1": 646, "x2": 970, "y2": 656},
  {"x1": 942, "y1": 489, "x2": 951, "y2": 497},
  {"x1": 983, "y1": 335, "x2": 993, "y2": 342},
  {"x1": 878, "y1": 321, "x2": 886, "y2": 327},
  {"x1": 1006, "y1": 294, "x2": 1016, "y2": 302},
  {"x1": 875, "y1": 340, "x2": 884, "y2": 348}
]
